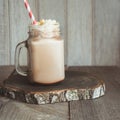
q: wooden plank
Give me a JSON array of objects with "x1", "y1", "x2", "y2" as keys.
[
  {"x1": 0, "y1": 66, "x2": 14, "y2": 85},
  {"x1": 70, "y1": 67, "x2": 120, "y2": 120},
  {"x1": 0, "y1": 66, "x2": 68, "y2": 120},
  {"x1": 9, "y1": 0, "x2": 37, "y2": 65},
  {"x1": 114, "y1": 67, "x2": 120, "y2": 84},
  {"x1": 0, "y1": 97, "x2": 68, "y2": 120},
  {"x1": 0, "y1": 66, "x2": 120, "y2": 120},
  {"x1": 0, "y1": 0, "x2": 10, "y2": 65},
  {"x1": 0, "y1": 54, "x2": 9, "y2": 66},
  {"x1": 67, "y1": 0, "x2": 92, "y2": 66},
  {"x1": 70, "y1": 100, "x2": 99, "y2": 120},
  {"x1": 91, "y1": 67, "x2": 120, "y2": 120},
  {"x1": 93, "y1": 0, "x2": 120, "y2": 65},
  {"x1": 0, "y1": 97, "x2": 10, "y2": 112},
  {"x1": 38, "y1": 0, "x2": 67, "y2": 64}
]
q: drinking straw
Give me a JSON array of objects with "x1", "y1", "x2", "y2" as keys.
[{"x1": 24, "y1": 0, "x2": 37, "y2": 24}]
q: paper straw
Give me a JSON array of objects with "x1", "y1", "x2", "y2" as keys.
[{"x1": 24, "y1": 0, "x2": 37, "y2": 24}]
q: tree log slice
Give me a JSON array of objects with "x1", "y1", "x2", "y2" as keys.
[{"x1": 0, "y1": 70, "x2": 105, "y2": 104}]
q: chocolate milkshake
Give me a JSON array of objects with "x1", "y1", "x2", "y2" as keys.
[{"x1": 15, "y1": 19, "x2": 65, "y2": 84}]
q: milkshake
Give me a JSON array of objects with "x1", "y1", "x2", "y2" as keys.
[{"x1": 15, "y1": 19, "x2": 65, "y2": 84}]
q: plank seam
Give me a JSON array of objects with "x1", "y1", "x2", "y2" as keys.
[
  {"x1": 92, "y1": 0, "x2": 95, "y2": 65},
  {"x1": 68, "y1": 101, "x2": 71, "y2": 120},
  {"x1": 8, "y1": 0, "x2": 12, "y2": 65},
  {"x1": 65, "y1": 0, "x2": 68, "y2": 67}
]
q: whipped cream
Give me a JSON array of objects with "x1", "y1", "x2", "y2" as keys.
[{"x1": 29, "y1": 19, "x2": 60, "y2": 38}]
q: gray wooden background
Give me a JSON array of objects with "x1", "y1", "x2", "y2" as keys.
[{"x1": 0, "y1": 0, "x2": 120, "y2": 66}]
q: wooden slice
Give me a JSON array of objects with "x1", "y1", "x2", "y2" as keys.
[{"x1": 0, "y1": 70, "x2": 105, "y2": 104}]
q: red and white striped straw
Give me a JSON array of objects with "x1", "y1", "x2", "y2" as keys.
[{"x1": 24, "y1": 0, "x2": 37, "y2": 24}]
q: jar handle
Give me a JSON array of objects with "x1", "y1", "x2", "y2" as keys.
[{"x1": 15, "y1": 41, "x2": 28, "y2": 76}]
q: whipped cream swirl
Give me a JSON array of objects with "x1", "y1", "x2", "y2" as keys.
[{"x1": 29, "y1": 19, "x2": 60, "y2": 38}]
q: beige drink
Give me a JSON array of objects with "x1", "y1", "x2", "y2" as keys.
[
  {"x1": 15, "y1": 19, "x2": 65, "y2": 84},
  {"x1": 29, "y1": 39, "x2": 64, "y2": 84}
]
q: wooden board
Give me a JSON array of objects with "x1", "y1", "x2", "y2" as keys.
[
  {"x1": 67, "y1": 0, "x2": 92, "y2": 66},
  {"x1": 0, "y1": 69, "x2": 105, "y2": 104},
  {"x1": 0, "y1": 97, "x2": 68, "y2": 120},
  {"x1": 93, "y1": 0, "x2": 120, "y2": 65},
  {"x1": 69, "y1": 67, "x2": 120, "y2": 120},
  {"x1": 1, "y1": 66, "x2": 120, "y2": 120},
  {"x1": 1, "y1": 1, "x2": 120, "y2": 66},
  {"x1": 0, "y1": 0, "x2": 10, "y2": 65},
  {"x1": 0, "y1": 66, "x2": 68, "y2": 120}
]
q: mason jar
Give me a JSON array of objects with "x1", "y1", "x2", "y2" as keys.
[{"x1": 15, "y1": 24, "x2": 65, "y2": 84}]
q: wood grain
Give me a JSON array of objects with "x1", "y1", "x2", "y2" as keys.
[
  {"x1": 0, "y1": 0, "x2": 10, "y2": 65},
  {"x1": 67, "y1": 0, "x2": 92, "y2": 66},
  {"x1": 1, "y1": 1, "x2": 120, "y2": 66},
  {"x1": 0, "y1": 66, "x2": 120, "y2": 120},
  {"x1": 0, "y1": 97, "x2": 68, "y2": 120},
  {"x1": 113, "y1": 67, "x2": 120, "y2": 84},
  {"x1": 0, "y1": 66, "x2": 14, "y2": 84},
  {"x1": 38, "y1": 0, "x2": 67, "y2": 64},
  {"x1": 93, "y1": 0, "x2": 120, "y2": 65},
  {"x1": 0, "y1": 67, "x2": 105, "y2": 104},
  {"x1": 9, "y1": 0, "x2": 37, "y2": 65},
  {"x1": 70, "y1": 67, "x2": 120, "y2": 120},
  {"x1": 0, "y1": 66, "x2": 68, "y2": 120}
]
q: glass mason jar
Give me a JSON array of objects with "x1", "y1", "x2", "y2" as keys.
[{"x1": 15, "y1": 25, "x2": 65, "y2": 84}]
